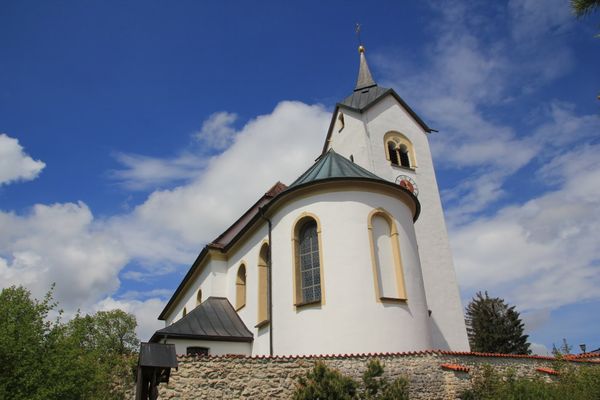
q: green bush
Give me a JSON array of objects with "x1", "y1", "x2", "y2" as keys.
[
  {"x1": 293, "y1": 359, "x2": 409, "y2": 400},
  {"x1": 459, "y1": 363, "x2": 600, "y2": 400},
  {"x1": 293, "y1": 362, "x2": 358, "y2": 400}
]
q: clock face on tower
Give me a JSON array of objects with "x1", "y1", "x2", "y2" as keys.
[{"x1": 395, "y1": 175, "x2": 419, "y2": 197}]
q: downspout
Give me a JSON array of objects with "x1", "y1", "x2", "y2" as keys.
[{"x1": 259, "y1": 207, "x2": 274, "y2": 356}]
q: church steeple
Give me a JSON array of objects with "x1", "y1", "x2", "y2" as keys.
[{"x1": 354, "y1": 46, "x2": 377, "y2": 91}]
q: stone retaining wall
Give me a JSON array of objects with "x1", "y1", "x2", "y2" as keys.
[{"x1": 157, "y1": 351, "x2": 598, "y2": 399}]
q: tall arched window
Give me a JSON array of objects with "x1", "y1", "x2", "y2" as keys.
[
  {"x1": 293, "y1": 215, "x2": 324, "y2": 306},
  {"x1": 384, "y1": 132, "x2": 415, "y2": 169},
  {"x1": 368, "y1": 209, "x2": 407, "y2": 301},
  {"x1": 236, "y1": 264, "x2": 246, "y2": 310},
  {"x1": 257, "y1": 243, "x2": 269, "y2": 325}
]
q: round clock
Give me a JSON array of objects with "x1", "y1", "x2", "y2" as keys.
[{"x1": 395, "y1": 175, "x2": 419, "y2": 197}]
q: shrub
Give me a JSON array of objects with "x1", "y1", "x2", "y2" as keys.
[
  {"x1": 361, "y1": 359, "x2": 409, "y2": 400},
  {"x1": 459, "y1": 363, "x2": 600, "y2": 400},
  {"x1": 293, "y1": 359, "x2": 409, "y2": 400},
  {"x1": 293, "y1": 362, "x2": 358, "y2": 400}
]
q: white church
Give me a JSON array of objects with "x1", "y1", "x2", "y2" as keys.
[{"x1": 150, "y1": 46, "x2": 470, "y2": 356}]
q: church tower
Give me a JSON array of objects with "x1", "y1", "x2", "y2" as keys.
[{"x1": 323, "y1": 46, "x2": 470, "y2": 351}]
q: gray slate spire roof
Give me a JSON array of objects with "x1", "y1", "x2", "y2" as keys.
[
  {"x1": 289, "y1": 149, "x2": 384, "y2": 188},
  {"x1": 355, "y1": 46, "x2": 377, "y2": 91},
  {"x1": 340, "y1": 45, "x2": 391, "y2": 112},
  {"x1": 331, "y1": 46, "x2": 433, "y2": 135}
]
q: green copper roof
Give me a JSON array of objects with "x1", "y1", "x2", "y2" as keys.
[{"x1": 289, "y1": 150, "x2": 384, "y2": 188}]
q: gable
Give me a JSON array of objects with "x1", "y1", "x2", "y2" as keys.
[{"x1": 322, "y1": 87, "x2": 434, "y2": 155}]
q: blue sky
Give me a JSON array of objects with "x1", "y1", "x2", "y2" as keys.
[{"x1": 1, "y1": 0, "x2": 599, "y2": 354}]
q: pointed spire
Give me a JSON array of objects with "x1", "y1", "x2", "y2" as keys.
[{"x1": 354, "y1": 45, "x2": 377, "y2": 91}]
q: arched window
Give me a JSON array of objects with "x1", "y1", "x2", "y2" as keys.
[
  {"x1": 257, "y1": 243, "x2": 269, "y2": 325},
  {"x1": 182, "y1": 307, "x2": 187, "y2": 317},
  {"x1": 368, "y1": 209, "x2": 407, "y2": 301},
  {"x1": 196, "y1": 289, "x2": 202, "y2": 306},
  {"x1": 236, "y1": 264, "x2": 246, "y2": 310},
  {"x1": 384, "y1": 132, "x2": 415, "y2": 169},
  {"x1": 293, "y1": 215, "x2": 324, "y2": 306}
]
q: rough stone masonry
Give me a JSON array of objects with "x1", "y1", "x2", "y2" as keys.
[{"x1": 155, "y1": 350, "x2": 599, "y2": 399}]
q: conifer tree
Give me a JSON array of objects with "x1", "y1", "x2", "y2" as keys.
[{"x1": 465, "y1": 291, "x2": 531, "y2": 354}]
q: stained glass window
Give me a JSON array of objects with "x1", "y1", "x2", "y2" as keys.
[{"x1": 298, "y1": 220, "x2": 321, "y2": 303}]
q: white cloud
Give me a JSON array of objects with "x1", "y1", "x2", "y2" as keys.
[
  {"x1": 194, "y1": 111, "x2": 238, "y2": 150},
  {"x1": 508, "y1": 0, "x2": 573, "y2": 44},
  {"x1": 529, "y1": 342, "x2": 551, "y2": 356},
  {"x1": 0, "y1": 202, "x2": 129, "y2": 310},
  {"x1": 110, "y1": 152, "x2": 206, "y2": 191},
  {"x1": 0, "y1": 101, "x2": 330, "y2": 336},
  {"x1": 451, "y1": 143, "x2": 600, "y2": 312},
  {"x1": 108, "y1": 101, "x2": 330, "y2": 269},
  {"x1": 0, "y1": 133, "x2": 45, "y2": 185},
  {"x1": 94, "y1": 296, "x2": 165, "y2": 341}
]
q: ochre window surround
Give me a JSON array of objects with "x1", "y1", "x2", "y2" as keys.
[
  {"x1": 367, "y1": 208, "x2": 407, "y2": 302},
  {"x1": 236, "y1": 263, "x2": 247, "y2": 310},
  {"x1": 257, "y1": 242, "x2": 270, "y2": 327},
  {"x1": 384, "y1": 131, "x2": 416, "y2": 169},
  {"x1": 291, "y1": 212, "x2": 326, "y2": 308}
]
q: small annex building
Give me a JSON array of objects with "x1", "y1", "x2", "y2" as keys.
[{"x1": 150, "y1": 46, "x2": 471, "y2": 357}]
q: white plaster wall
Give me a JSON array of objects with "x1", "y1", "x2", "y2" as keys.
[
  {"x1": 163, "y1": 225, "x2": 273, "y2": 356},
  {"x1": 165, "y1": 338, "x2": 252, "y2": 356},
  {"x1": 329, "y1": 109, "x2": 372, "y2": 167},
  {"x1": 268, "y1": 188, "x2": 432, "y2": 356},
  {"x1": 223, "y1": 225, "x2": 271, "y2": 356},
  {"x1": 165, "y1": 259, "x2": 227, "y2": 327},
  {"x1": 328, "y1": 95, "x2": 470, "y2": 351}
]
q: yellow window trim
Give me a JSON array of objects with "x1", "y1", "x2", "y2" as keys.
[
  {"x1": 367, "y1": 208, "x2": 408, "y2": 302},
  {"x1": 291, "y1": 212, "x2": 326, "y2": 310},
  {"x1": 384, "y1": 131, "x2": 417, "y2": 169},
  {"x1": 257, "y1": 242, "x2": 269, "y2": 324},
  {"x1": 235, "y1": 262, "x2": 247, "y2": 310}
]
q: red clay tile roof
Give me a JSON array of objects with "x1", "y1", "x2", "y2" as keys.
[
  {"x1": 210, "y1": 181, "x2": 287, "y2": 249},
  {"x1": 536, "y1": 367, "x2": 559, "y2": 375},
  {"x1": 564, "y1": 352, "x2": 600, "y2": 360},
  {"x1": 441, "y1": 363, "x2": 470, "y2": 372},
  {"x1": 175, "y1": 349, "x2": 600, "y2": 362}
]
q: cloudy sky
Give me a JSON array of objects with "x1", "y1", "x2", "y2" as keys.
[{"x1": 1, "y1": 0, "x2": 599, "y2": 354}]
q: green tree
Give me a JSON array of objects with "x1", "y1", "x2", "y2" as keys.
[
  {"x1": 0, "y1": 285, "x2": 57, "y2": 399},
  {"x1": 552, "y1": 338, "x2": 573, "y2": 357},
  {"x1": 571, "y1": 0, "x2": 600, "y2": 17},
  {"x1": 0, "y1": 285, "x2": 138, "y2": 400},
  {"x1": 465, "y1": 291, "x2": 531, "y2": 354}
]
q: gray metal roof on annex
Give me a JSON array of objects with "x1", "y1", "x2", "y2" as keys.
[
  {"x1": 289, "y1": 149, "x2": 384, "y2": 188},
  {"x1": 152, "y1": 297, "x2": 253, "y2": 342}
]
